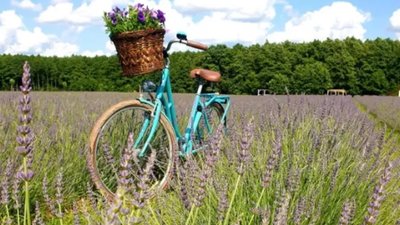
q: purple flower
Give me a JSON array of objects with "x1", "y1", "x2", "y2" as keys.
[
  {"x1": 138, "y1": 11, "x2": 145, "y2": 23},
  {"x1": 15, "y1": 145, "x2": 33, "y2": 155},
  {"x1": 108, "y1": 12, "x2": 117, "y2": 25},
  {"x1": 157, "y1": 10, "x2": 165, "y2": 23},
  {"x1": 73, "y1": 202, "x2": 80, "y2": 225},
  {"x1": 134, "y1": 3, "x2": 144, "y2": 10},
  {"x1": 104, "y1": 3, "x2": 165, "y2": 36},
  {"x1": 118, "y1": 8, "x2": 128, "y2": 17},
  {"x1": 33, "y1": 201, "x2": 45, "y2": 225},
  {"x1": 43, "y1": 175, "x2": 57, "y2": 216},
  {"x1": 16, "y1": 170, "x2": 34, "y2": 182},
  {"x1": 365, "y1": 162, "x2": 393, "y2": 224},
  {"x1": 150, "y1": 10, "x2": 158, "y2": 19},
  {"x1": 16, "y1": 62, "x2": 35, "y2": 181},
  {"x1": 111, "y1": 18, "x2": 117, "y2": 25},
  {"x1": 12, "y1": 174, "x2": 22, "y2": 210},
  {"x1": 112, "y1": 6, "x2": 121, "y2": 13},
  {"x1": 55, "y1": 172, "x2": 63, "y2": 206},
  {"x1": 1, "y1": 160, "x2": 13, "y2": 205}
]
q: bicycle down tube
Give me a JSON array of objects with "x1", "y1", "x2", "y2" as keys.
[{"x1": 136, "y1": 67, "x2": 181, "y2": 157}]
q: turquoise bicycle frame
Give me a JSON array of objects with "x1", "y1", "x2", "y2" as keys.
[{"x1": 136, "y1": 66, "x2": 230, "y2": 156}]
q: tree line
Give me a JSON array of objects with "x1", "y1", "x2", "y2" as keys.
[{"x1": 0, "y1": 37, "x2": 399, "y2": 95}]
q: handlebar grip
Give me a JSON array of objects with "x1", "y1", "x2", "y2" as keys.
[{"x1": 186, "y1": 40, "x2": 208, "y2": 50}]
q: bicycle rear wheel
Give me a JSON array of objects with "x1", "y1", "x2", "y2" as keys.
[
  {"x1": 87, "y1": 100, "x2": 177, "y2": 202},
  {"x1": 194, "y1": 102, "x2": 225, "y2": 146}
]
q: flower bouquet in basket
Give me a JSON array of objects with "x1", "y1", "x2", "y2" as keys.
[{"x1": 104, "y1": 3, "x2": 166, "y2": 76}]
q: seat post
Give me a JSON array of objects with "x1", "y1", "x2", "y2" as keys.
[{"x1": 196, "y1": 78, "x2": 205, "y2": 95}]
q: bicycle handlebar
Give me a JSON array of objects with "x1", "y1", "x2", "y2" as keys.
[
  {"x1": 165, "y1": 39, "x2": 208, "y2": 53},
  {"x1": 186, "y1": 40, "x2": 208, "y2": 51}
]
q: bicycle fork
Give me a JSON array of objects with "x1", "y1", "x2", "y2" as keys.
[{"x1": 134, "y1": 99, "x2": 163, "y2": 157}]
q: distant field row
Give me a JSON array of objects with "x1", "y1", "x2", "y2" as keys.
[{"x1": 355, "y1": 95, "x2": 400, "y2": 130}]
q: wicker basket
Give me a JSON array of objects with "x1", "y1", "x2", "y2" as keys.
[{"x1": 111, "y1": 29, "x2": 165, "y2": 76}]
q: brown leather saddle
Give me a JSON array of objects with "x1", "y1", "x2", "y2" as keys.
[{"x1": 190, "y1": 69, "x2": 221, "y2": 82}]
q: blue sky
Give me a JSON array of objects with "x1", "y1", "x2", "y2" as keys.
[{"x1": 1, "y1": 0, "x2": 400, "y2": 56}]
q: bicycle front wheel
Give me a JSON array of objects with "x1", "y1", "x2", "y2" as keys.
[{"x1": 87, "y1": 100, "x2": 177, "y2": 202}]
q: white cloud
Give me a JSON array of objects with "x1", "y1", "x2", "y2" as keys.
[
  {"x1": 37, "y1": 2, "x2": 76, "y2": 23},
  {"x1": 0, "y1": 10, "x2": 24, "y2": 30},
  {"x1": 11, "y1": 0, "x2": 42, "y2": 11},
  {"x1": 37, "y1": 0, "x2": 278, "y2": 46},
  {"x1": 173, "y1": 0, "x2": 277, "y2": 21},
  {"x1": 186, "y1": 13, "x2": 271, "y2": 44},
  {"x1": 158, "y1": 0, "x2": 277, "y2": 45},
  {"x1": 390, "y1": 9, "x2": 400, "y2": 29},
  {"x1": 0, "y1": 10, "x2": 24, "y2": 46},
  {"x1": 51, "y1": 0, "x2": 71, "y2": 3},
  {"x1": 81, "y1": 50, "x2": 105, "y2": 57},
  {"x1": 390, "y1": 9, "x2": 400, "y2": 39},
  {"x1": 267, "y1": 1, "x2": 370, "y2": 42},
  {"x1": 37, "y1": 0, "x2": 131, "y2": 25},
  {"x1": 279, "y1": 0, "x2": 296, "y2": 17},
  {"x1": 41, "y1": 42, "x2": 79, "y2": 56},
  {"x1": 106, "y1": 40, "x2": 116, "y2": 53},
  {"x1": 69, "y1": 25, "x2": 85, "y2": 33},
  {"x1": 7, "y1": 0, "x2": 374, "y2": 55},
  {"x1": 0, "y1": 10, "x2": 79, "y2": 56},
  {"x1": 5, "y1": 27, "x2": 51, "y2": 54}
]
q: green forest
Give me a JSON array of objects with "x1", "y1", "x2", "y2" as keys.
[{"x1": 0, "y1": 37, "x2": 399, "y2": 95}]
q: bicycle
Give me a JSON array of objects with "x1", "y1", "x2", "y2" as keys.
[{"x1": 87, "y1": 33, "x2": 231, "y2": 202}]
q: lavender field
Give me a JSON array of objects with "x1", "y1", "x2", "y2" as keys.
[
  {"x1": 355, "y1": 96, "x2": 400, "y2": 131},
  {"x1": 0, "y1": 90, "x2": 399, "y2": 224}
]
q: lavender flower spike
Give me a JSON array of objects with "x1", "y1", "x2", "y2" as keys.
[
  {"x1": 237, "y1": 117, "x2": 254, "y2": 175},
  {"x1": 216, "y1": 182, "x2": 228, "y2": 221},
  {"x1": 73, "y1": 201, "x2": 81, "y2": 225},
  {"x1": 1, "y1": 160, "x2": 13, "y2": 206},
  {"x1": 16, "y1": 61, "x2": 35, "y2": 181},
  {"x1": 43, "y1": 175, "x2": 57, "y2": 216},
  {"x1": 16, "y1": 61, "x2": 34, "y2": 225},
  {"x1": 56, "y1": 172, "x2": 64, "y2": 206},
  {"x1": 12, "y1": 173, "x2": 22, "y2": 210},
  {"x1": 20, "y1": 62, "x2": 32, "y2": 94},
  {"x1": 365, "y1": 162, "x2": 393, "y2": 224},
  {"x1": 117, "y1": 132, "x2": 135, "y2": 194},
  {"x1": 262, "y1": 129, "x2": 282, "y2": 188},
  {"x1": 339, "y1": 200, "x2": 355, "y2": 225},
  {"x1": 33, "y1": 201, "x2": 45, "y2": 225},
  {"x1": 178, "y1": 165, "x2": 191, "y2": 209}
]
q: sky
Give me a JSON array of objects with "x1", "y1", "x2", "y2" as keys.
[{"x1": 1, "y1": 0, "x2": 400, "y2": 57}]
